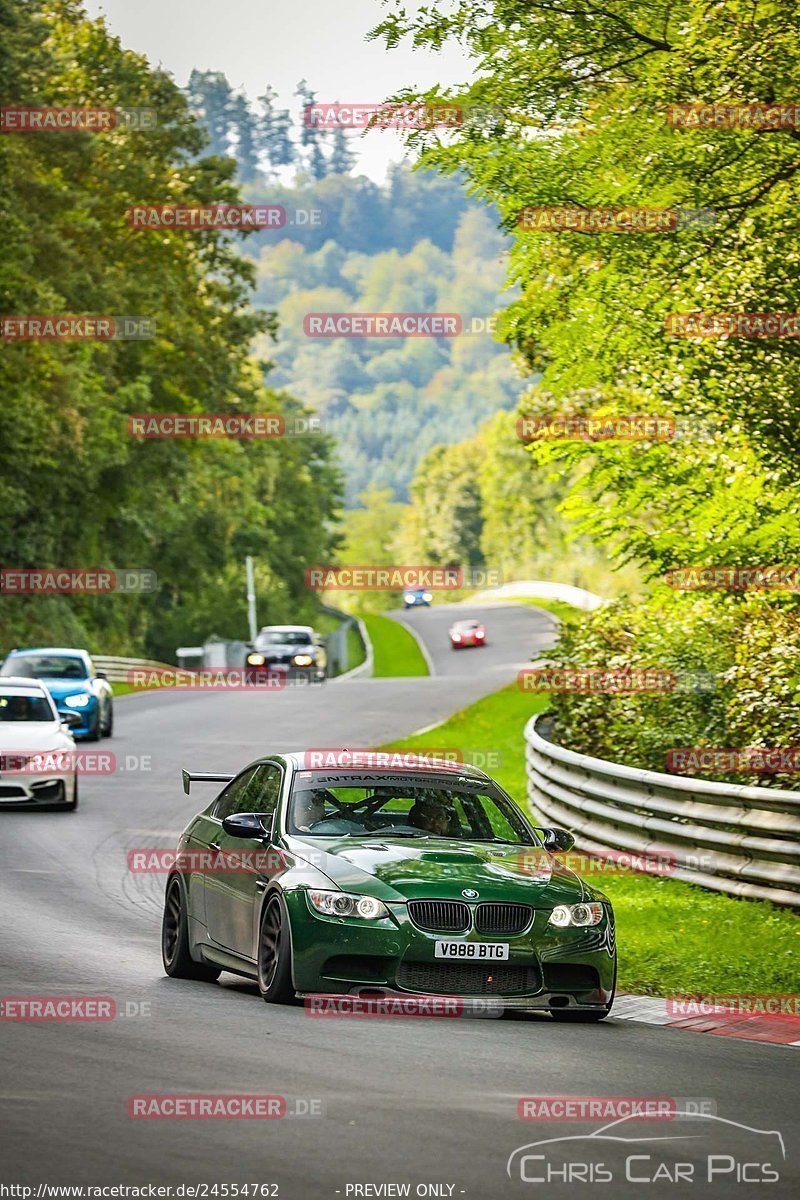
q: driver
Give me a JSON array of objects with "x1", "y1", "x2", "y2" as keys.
[
  {"x1": 409, "y1": 792, "x2": 453, "y2": 837},
  {"x1": 293, "y1": 789, "x2": 329, "y2": 832}
]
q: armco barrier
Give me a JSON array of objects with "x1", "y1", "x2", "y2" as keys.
[
  {"x1": 525, "y1": 713, "x2": 800, "y2": 908},
  {"x1": 92, "y1": 654, "x2": 174, "y2": 682}
]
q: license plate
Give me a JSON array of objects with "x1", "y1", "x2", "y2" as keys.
[{"x1": 434, "y1": 941, "x2": 509, "y2": 960}]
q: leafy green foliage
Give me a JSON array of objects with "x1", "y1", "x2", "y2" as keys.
[{"x1": 0, "y1": 0, "x2": 341, "y2": 659}]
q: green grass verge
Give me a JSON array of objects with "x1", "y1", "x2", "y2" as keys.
[
  {"x1": 344, "y1": 621, "x2": 367, "y2": 674},
  {"x1": 111, "y1": 681, "x2": 140, "y2": 696},
  {"x1": 361, "y1": 613, "x2": 429, "y2": 677},
  {"x1": 378, "y1": 682, "x2": 799, "y2": 996}
]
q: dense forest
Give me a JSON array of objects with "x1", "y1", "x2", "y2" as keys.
[{"x1": 0, "y1": 1, "x2": 341, "y2": 659}]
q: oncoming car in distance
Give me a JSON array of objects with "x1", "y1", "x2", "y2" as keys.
[
  {"x1": 0, "y1": 647, "x2": 113, "y2": 740},
  {"x1": 403, "y1": 588, "x2": 432, "y2": 609},
  {"x1": 245, "y1": 626, "x2": 327, "y2": 683},
  {"x1": 449, "y1": 619, "x2": 486, "y2": 649},
  {"x1": 161, "y1": 754, "x2": 616, "y2": 1019},
  {"x1": 0, "y1": 679, "x2": 79, "y2": 810}
]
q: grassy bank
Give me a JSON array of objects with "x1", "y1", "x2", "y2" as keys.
[
  {"x1": 379, "y1": 682, "x2": 799, "y2": 996},
  {"x1": 360, "y1": 613, "x2": 429, "y2": 677}
]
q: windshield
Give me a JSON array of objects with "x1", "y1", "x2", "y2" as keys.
[
  {"x1": 257, "y1": 631, "x2": 311, "y2": 646},
  {"x1": 1, "y1": 654, "x2": 89, "y2": 681},
  {"x1": 0, "y1": 692, "x2": 55, "y2": 722},
  {"x1": 288, "y1": 774, "x2": 537, "y2": 844}
]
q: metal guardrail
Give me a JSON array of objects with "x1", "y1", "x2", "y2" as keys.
[
  {"x1": 525, "y1": 713, "x2": 800, "y2": 909},
  {"x1": 92, "y1": 655, "x2": 173, "y2": 682}
]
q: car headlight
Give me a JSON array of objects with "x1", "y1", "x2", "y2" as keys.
[
  {"x1": 64, "y1": 693, "x2": 91, "y2": 708},
  {"x1": 548, "y1": 902, "x2": 604, "y2": 928},
  {"x1": 292, "y1": 654, "x2": 314, "y2": 667},
  {"x1": 307, "y1": 889, "x2": 389, "y2": 920},
  {"x1": 422, "y1": 592, "x2": 432, "y2": 602},
  {"x1": 246, "y1": 653, "x2": 266, "y2": 666},
  {"x1": 403, "y1": 592, "x2": 416, "y2": 603}
]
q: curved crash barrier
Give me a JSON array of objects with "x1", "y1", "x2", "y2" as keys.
[{"x1": 525, "y1": 714, "x2": 800, "y2": 908}]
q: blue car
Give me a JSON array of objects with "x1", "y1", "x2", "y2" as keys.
[
  {"x1": 0, "y1": 648, "x2": 113, "y2": 740},
  {"x1": 402, "y1": 588, "x2": 432, "y2": 609}
]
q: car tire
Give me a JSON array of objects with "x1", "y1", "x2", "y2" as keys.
[
  {"x1": 84, "y1": 707, "x2": 101, "y2": 742},
  {"x1": 103, "y1": 702, "x2": 113, "y2": 737},
  {"x1": 161, "y1": 877, "x2": 220, "y2": 982},
  {"x1": 257, "y1": 893, "x2": 295, "y2": 1004},
  {"x1": 63, "y1": 776, "x2": 78, "y2": 812}
]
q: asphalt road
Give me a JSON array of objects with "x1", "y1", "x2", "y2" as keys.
[{"x1": 1, "y1": 602, "x2": 797, "y2": 1198}]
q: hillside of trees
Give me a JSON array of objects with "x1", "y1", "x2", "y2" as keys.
[{"x1": 185, "y1": 73, "x2": 525, "y2": 504}]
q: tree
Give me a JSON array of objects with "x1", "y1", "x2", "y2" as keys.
[
  {"x1": 295, "y1": 79, "x2": 328, "y2": 181},
  {"x1": 257, "y1": 85, "x2": 295, "y2": 177}
]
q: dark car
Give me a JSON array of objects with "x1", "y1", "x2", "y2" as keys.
[
  {"x1": 161, "y1": 753, "x2": 616, "y2": 1018},
  {"x1": 0, "y1": 647, "x2": 113, "y2": 740},
  {"x1": 244, "y1": 625, "x2": 327, "y2": 683}
]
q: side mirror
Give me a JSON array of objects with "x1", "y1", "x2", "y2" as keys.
[
  {"x1": 222, "y1": 812, "x2": 268, "y2": 839},
  {"x1": 96, "y1": 671, "x2": 108, "y2": 681},
  {"x1": 540, "y1": 827, "x2": 575, "y2": 853}
]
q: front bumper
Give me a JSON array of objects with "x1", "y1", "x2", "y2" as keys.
[
  {"x1": 286, "y1": 891, "x2": 616, "y2": 1010},
  {"x1": 55, "y1": 699, "x2": 98, "y2": 737},
  {"x1": 0, "y1": 774, "x2": 74, "y2": 807}
]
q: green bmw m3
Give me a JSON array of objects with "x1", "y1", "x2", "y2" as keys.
[{"x1": 161, "y1": 753, "x2": 616, "y2": 1020}]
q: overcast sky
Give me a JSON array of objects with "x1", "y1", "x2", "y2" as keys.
[{"x1": 84, "y1": 0, "x2": 475, "y2": 182}]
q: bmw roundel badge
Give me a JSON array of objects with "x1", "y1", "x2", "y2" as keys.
[{"x1": 462, "y1": 888, "x2": 479, "y2": 899}]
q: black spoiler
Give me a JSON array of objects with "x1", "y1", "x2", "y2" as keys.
[{"x1": 182, "y1": 770, "x2": 235, "y2": 795}]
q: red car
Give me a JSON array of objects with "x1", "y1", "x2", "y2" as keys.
[{"x1": 449, "y1": 619, "x2": 487, "y2": 649}]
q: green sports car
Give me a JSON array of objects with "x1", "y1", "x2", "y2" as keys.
[{"x1": 161, "y1": 753, "x2": 616, "y2": 1020}]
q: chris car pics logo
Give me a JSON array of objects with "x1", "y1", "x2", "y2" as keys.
[{"x1": 507, "y1": 1112, "x2": 784, "y2": 1186}]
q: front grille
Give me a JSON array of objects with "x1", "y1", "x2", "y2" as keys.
[
  {"x1": 397, "y1": 960, "x2": 540, "y2": 996},
  {"x1": 0, "y1": 785, "x2": 26, "y2": 798},
  {"x1": 408, "y1": 900, "x2": 470, "y2": 932},
  {"x1": 475, "y1": 902, "x2": 533, "y2": 934}
]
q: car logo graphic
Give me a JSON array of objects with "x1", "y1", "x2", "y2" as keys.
[{"x1": 462, "y1": 888, "x2": 479, "y2": 899}]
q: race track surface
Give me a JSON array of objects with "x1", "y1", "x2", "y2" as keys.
[{"x1": 1, "y1": 603, "x2": 797, "y2": 1197}]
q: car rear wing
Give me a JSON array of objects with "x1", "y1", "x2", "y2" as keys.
[{"x1": 182, "y1": 770, "x2": 235, "y2": 795}]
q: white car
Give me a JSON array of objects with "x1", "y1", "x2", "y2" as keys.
[{"x1": 0, "y1": 678, "x2": 79, "y2": 810}]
